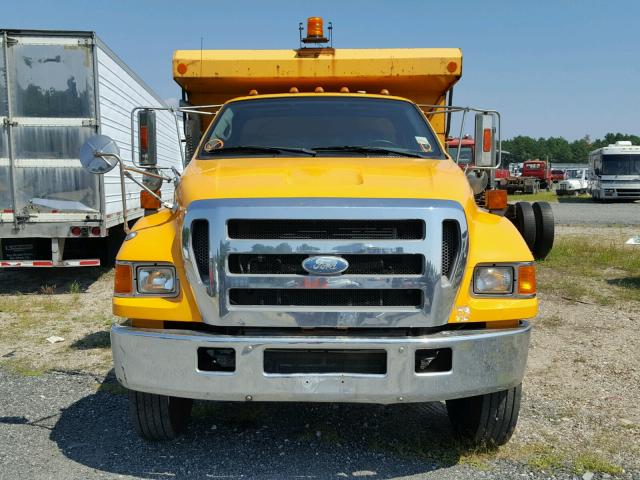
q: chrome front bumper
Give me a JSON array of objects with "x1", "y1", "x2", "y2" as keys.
[{"x1": 111, "y1": 322, "x2": 531, "y2": 404}]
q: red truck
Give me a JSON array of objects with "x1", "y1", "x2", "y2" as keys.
[
  {"x1": 521, "y1": 159, "x2": 553, "y2": 189},
  {"x1": 446, "y1": 137, "x2": 509, "y2": 186}
]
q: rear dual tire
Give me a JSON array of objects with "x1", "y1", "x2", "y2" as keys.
[
  {"x1": 128, "y1": 390, "x2": 193, "y2": 441},
  {"x1": 513, "y1": 201, "x2": 554, "y2": 260},
  {"x1": 446, "y1": 384, "x2": 522, "y2": 447}
]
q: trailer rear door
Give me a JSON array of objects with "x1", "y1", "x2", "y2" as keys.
[
  {"x1": 0, "y1": 36, "x2": 11, "y2": 212},
  {"x1": 2, "y1": 34, "x2": 99, "y2": 221}
]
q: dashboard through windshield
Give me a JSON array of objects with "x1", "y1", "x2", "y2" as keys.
[{"x1": 198, "y1": 97, "x2": 444, "y2": 159}]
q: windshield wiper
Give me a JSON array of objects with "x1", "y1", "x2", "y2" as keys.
[
  {"x1": 312, "y1": 145, "x2": 425, "y2": 158},
  {"x1": 204, "y1": 145, "x2": 317, "y2": 156}
]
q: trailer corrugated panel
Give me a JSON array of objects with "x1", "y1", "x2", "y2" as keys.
[{"x1": 96, "y1": 43, "x2": 182, "y2": 227}]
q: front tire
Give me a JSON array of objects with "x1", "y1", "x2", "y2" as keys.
[
  {"x1": 128, "y1": 390, "x2": 193, "y2": 441},
  {"x1": 446, "y1": 384, "x2": 522, "y2": 446}
]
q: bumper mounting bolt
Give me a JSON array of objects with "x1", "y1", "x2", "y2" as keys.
[
  {"x1": 246, "y1": 395, "x2": 253, "y2": 401},
  {"x1": 398, "y1": 347, "x2": 405, "y2": 353},
  {"x1": 247, "y1": 345, "x2": 253, "y2": 351},
  {"x1": 398, "y1": 396, "x2": 404, "y2": 401}
]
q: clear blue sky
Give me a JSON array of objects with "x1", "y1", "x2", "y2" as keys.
[{"x1": 3, "y1": 0, "x2": 639, "y2": 140}]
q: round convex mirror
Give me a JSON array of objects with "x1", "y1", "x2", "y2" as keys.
[
  {"x1": 466, "y1": 169, "x2": 489, "y2": 195},
  {"x1": 142, "y1": 167, "x2": 163, "y2": 191},
  {"x1": 79, "y1": 135, "x2": 120, "y2": 174}
]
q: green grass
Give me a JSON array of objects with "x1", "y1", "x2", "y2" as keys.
[
  {"x1": 508, "y1": 191, "x2": 558, "y2": 203},
  {"x1": 573, "y1": 453, "x2": 623, "y2": 475},
  {"x1": 538, "y1": 236, "x2": 640, "y2": 304},
  {"x1": 69, "y1": 281, "x2": 81, "y2": 294}
]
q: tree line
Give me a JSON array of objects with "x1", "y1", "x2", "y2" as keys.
[{"x1": 501, "y1": 133, "x2": 640, "y2": 164}]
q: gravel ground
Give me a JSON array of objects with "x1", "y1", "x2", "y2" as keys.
[
  {"x1": 1, "y1": 226, "x2": 639, "y2": 479},
  {"x1": 3, "y1": 369, "x2": 633, "y2": 480},
  {"x1": 550, "y1": 201, "x2": 640, "y2": 225}
]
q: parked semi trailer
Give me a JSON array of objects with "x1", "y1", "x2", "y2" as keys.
[
  {"x1": 78, "y1": 18, "x2": 554, "y2": 445},
  {"x1": 0, "y1": 29, "x2": 182, "y2": 267}
]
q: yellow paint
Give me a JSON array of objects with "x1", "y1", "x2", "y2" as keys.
[
  {"x1": 115, "y1": 152, "x2": 536, "y2": 325},
  {"x1": 113, "y1": 48, "x2": 537, "y2": 327},
  {"x1": 173, "y1": 48, "x2": 461, "y2": 142}
]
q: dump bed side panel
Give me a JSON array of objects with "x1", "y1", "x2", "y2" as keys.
[
  {"x1": 173, "y1": 48, "x2": 461, "y2": 143},
  {"x1": 96, "y1": 43, "x2": 183, "y2": 227}
]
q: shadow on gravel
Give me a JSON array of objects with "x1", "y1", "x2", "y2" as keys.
[
  {"x1": 0, "y1": 267, "x2": 108, "y2": 294},
  {"x1": 70, "y1": 331, "x2": 111, "y2": 350},
  {"x1": 607, "y1": 276, "x2": 640, "y2": 290},
  {"x1": 50, "y1": 371, "x2": 469, "y2": 479}
]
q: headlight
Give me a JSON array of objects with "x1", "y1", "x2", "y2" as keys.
[
  {"x1": 473, "y1": 266, "x2": 514, "y2": 294},
  {"x1": 137, "y1": 265, "x2": 177, "y2": 295}
]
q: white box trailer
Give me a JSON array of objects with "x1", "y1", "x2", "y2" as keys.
[{"x1": 0, "y1": 29, "x2": 183, "y2": 267}]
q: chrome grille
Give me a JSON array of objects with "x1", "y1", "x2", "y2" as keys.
[
  {"x1": 442, "y1": 220, "x2": 460, "y2": 279},
  {"x1": 229, "y1": 289, "x2": 423, "y2": 308},
  {"x1": 182, "y1": 198, "x2": 468, "y2": 329},
  {"x1": 227, "y1": 219, "x2": 424, "y2": 240},
  {"x1": 228, "y1": 254, "x2": 424, "y2": 275},
  {"x1": 191, "y1": 220, "x2": 209, "y2": 282}
]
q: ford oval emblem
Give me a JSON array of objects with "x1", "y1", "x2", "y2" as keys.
[{"x1": 302, "y1": 256, "x2": 349, "y2": 276}]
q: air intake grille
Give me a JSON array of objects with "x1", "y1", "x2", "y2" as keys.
[
  {"x1": 442, "y1": 220, "x2": 460, "y2": 279},
  {"x1": 228, "y1": 254, "x2": 423, "y2": 275},
  {"x1": 229, "y1": 289, "x2": 423, "y2": 308},
  {"x1": 227, "y1": 219, "x2": 424, "y2": 240},
  {"x1": 191, "y1": 220, "x2": 209, "y2": 282}
]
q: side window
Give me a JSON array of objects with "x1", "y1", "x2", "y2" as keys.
[{"x1": 138, "y1": 109, "x2": 157, "y2": 165}]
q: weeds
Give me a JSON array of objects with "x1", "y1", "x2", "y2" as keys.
[
  {"x1": 69, "y1": 281, "x2": 81, "y2": 294},
  {"x1": 538, "y1": 236, "x2": 640, "y2": 304},
  {"x1": 573, "y1": 453, "x2": 623, "y2": 475},
  {"x1": 39, "y1": 284, "x2": 56, "y2": 295}
]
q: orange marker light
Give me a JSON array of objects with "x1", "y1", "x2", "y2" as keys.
[
  {"x1": 289, "y1": 87, "x2": 299, "y2": 93},
  {"x1": 517, "y1": 265, "x2": 536, "y2": 295},
  {"x1": 139, "y1": 125, "x2": 148, "y2": 151},
  {"x1": 140, "y1": 190, "x2": 161, "y2": 210},
  {"x1": 340, "y1": 87, "x2": 350, "y2": 93},
  {"x1": 114, "y1": 264, "x2": 133, "y2": 295},
  {"x1": 485, "y1": 189, "x2": 507, "y2": 210},
  {"x1": 380, "y1": 89, "x2": 390, "y2": 95},
  {"x1": 177, "y1": 63, "x2": 187, "y2": 75},
  {"x1": 447, "y1": 61, "x2": 458, "y2": 73},
  {"x1": 483, "y1": 128, "x2": 492, "y2": 152},
  {"x1": 314, "y1": 86, "x2": 324, "y2": 93},
  {"x1": 248, "y1": 89, "x2": 258, "y2": 96},
  {"x1": 307, "y1": 16, "x2": 324, "y2": 38}
]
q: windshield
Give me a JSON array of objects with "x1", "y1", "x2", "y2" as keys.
[
  {"x1": 446, "y1": 146, "x2": 473, "y2": 164},
  {"x1": 601, "y1": 154, "x2": 640, "y2": 175},
  {"x1": 200, "y1": 97, "x2": 444, "y2": 158},
  {"x1": 565, "y1": 169, "x2": 584, "y2": 179},
  {"x1": 524, "y1": 163, "x2": 542, "y2": 170}
]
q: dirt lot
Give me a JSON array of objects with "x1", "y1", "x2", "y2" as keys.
[{"x1": 0, "y1": 225, "x2": 639, "y2": 478}]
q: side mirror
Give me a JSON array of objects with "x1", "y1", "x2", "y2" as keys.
[
  {"x1": 79, "y1": 135, "x2": 120, "y2": 174},
  {"x1": 473, "y1": 113, "x2": 497, "y2": 167}
]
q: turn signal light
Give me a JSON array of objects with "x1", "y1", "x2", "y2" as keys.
[
  {"x1": 140, "y1": 190, "x2": 161, "y2": 210},
  {"x1": 114, "y1": 264, "x2": 133, "y2": 295},
  {"x1": 485, "y1": 189, "x2": 507, "y2": 210},
  {"x1": 483, "y1": 128, "x2": 492, "y2": 152},
  {"x1": 517, "y1": 265, "x2": 536, "y2": 295}
]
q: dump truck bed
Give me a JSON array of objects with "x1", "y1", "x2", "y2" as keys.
[{"x1": 173, "y1": 48, "x2": 462, "y2": 141}]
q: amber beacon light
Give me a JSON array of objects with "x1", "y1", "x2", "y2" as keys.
[{"x1": 301, "y1": 16, "x2": 330, "y2": 44}]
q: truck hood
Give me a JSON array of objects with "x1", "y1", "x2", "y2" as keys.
[{"x1": 177, "y1": 157, "x2": 476, "y2": 208}]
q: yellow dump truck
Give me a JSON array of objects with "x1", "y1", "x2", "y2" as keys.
[{"x1": 78, "y1": 19, "x2": 553, "y2": 445}]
